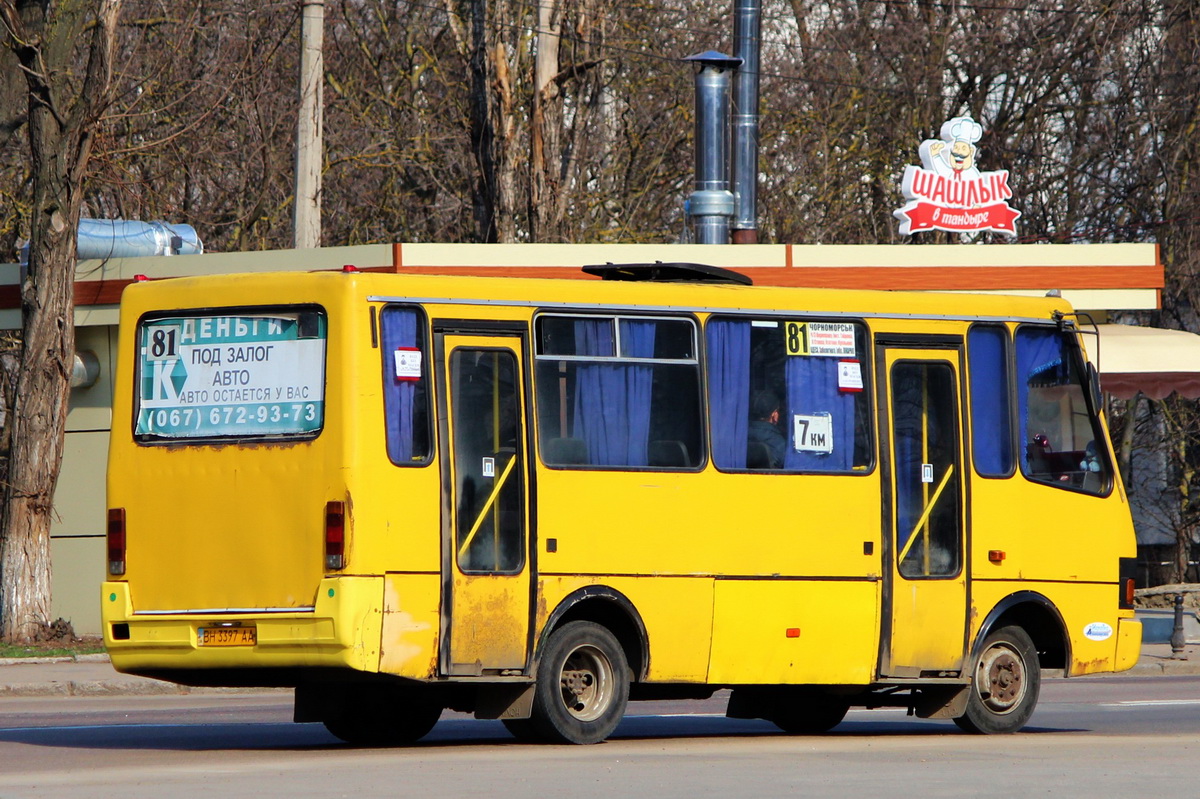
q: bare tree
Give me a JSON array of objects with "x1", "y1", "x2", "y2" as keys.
[{"x1": 0, "y1": 0, "x2": 122, "y2": 642}]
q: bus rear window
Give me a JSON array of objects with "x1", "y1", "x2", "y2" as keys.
[{"x1": 134, "y1": 307, "x2": 327, "y2": 442}]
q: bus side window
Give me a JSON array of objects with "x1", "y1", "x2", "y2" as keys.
[
  {"x1": 1014, "y1": 326, "x2": 1111, "y2": 494},
  {"x1": 706, "y1": 316, "x2": 872, "y2": 473},
  {"x1": 534, "y1": 315, "x2": 703, "y2": 469},
  {"x1": 380, "y1": 305, "x2": 432, "y2": 465},
  {"x1": 967, "y1": 324, "x2": 1014, "y2": 477}
]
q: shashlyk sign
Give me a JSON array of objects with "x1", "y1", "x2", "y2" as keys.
[{"x1": 894, "y1": 115, "x2": 1021, "y2": 237}]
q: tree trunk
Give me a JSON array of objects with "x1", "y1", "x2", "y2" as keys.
[
  {"x1": 1117, "y1": 394, "x2": 1140, "y2": 487},
  {"x1": 530, "y1": 0, "x2": 562, "y2": 242},
  {"x1": 466, "y1": 0, "x2": 498, "y2": 242},
  {"x1": 0, "y1": 0, "x2": 121, "y2": 643}
]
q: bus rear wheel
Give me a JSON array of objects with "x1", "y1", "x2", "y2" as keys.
[
  {"x1": 528, "y1": 620, "x2": 630, "y2": 744},
  {"x1": 954, "y1": 625, "x2": 1040, "y2": 735},
  {"x1": 321, "y1": 689, "x2": 442, "y2": 746},
  {"x1": 770, "y1": 690, "x2": 850, "y2": 734}
]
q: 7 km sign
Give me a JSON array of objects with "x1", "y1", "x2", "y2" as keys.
[{"x1": 136, "y1": 311, "x2": 327, "y2": 439}]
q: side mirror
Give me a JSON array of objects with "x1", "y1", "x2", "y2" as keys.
[{"x1": 1086, "y1": 361, "x2": 1104, "y2": 416}]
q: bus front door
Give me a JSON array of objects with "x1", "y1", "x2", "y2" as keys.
[
  {"x1": 439, "y1": 333, "x2": 531, "y2": 676},
  {"x1": 878, "y1": 347, "x2": 968, "y2": 678}
]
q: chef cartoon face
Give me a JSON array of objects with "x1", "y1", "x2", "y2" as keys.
[
  {"x1": 940, "y1": 116, "x2": 982, "y2": 172},
  {"x1": 949, "y1": 138, "x2": 975, "y2": 172}
]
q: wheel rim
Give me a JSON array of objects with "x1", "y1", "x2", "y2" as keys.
[
  {"x1": 558, "y1": 643, "x2": 615, "y2": 722},
  {"x1": 974, "y1": 641, "x2": 1027, "y2": 714}
]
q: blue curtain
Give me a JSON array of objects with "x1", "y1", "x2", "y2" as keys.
[
  {"x1": 572, "y1": 320, "x2": 656, "y2": 466},
  {"x1": 784, "y1": 357, "x2": 855, "y2": 471},
  {"x1": 706, "y1": 319, "x2": 750, "y2": 468},
  {"x1": 381, "y1": 307, "x2": 419, "y2": 464},
  {"x1": 968, "y1": 326, "x2": 1013, "y2": 476},
  {"x1": 575, "y1": 317, "x2": 614, "y2": 357},
  {"x1": 1015, "y1": 328, "x2": 1066, "y2": 471}
]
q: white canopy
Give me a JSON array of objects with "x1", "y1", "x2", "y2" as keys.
[{"x1": 1093, "y1": 324, "x2": 1200, "y2": 399}]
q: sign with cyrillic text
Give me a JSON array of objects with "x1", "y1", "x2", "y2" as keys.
[{"x1": 136, "y1": 311, "x2": 326, "y2": 439}]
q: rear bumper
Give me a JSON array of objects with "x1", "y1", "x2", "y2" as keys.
[{"x1": 102, "y1": 576, "x2": 384, "y2": 678}]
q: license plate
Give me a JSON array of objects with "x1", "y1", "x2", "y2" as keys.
[{"x1": 198, "y1": 625, "x2": 256, "y2": 646}]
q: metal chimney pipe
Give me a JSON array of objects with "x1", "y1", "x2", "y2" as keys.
[
  {"x1": 731, "y1": 0, "x2": 761, "y2": 244},
  {"x1": 686, "y1": 51, "x2": 741, "y2": 245}
]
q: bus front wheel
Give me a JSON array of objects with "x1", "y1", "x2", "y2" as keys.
[
  {"x1": 954, "y1": 625, "x2": 1040, "y2": 734},
  {"x1": 528, "y1": 620, "x2": 630, "y2": 744}
]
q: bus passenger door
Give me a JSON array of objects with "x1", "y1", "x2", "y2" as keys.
[
  {"x1": 438, "y1": 333, "x2": 531, "y2": 676},
  {"x1": 878, "y1": 346, "x2": 968, "y2": 678}
]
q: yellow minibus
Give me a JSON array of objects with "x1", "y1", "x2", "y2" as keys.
[{"x1": 103, "y1": 262, "x2": 1141, "y2": 744}]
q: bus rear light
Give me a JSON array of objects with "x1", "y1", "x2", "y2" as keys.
[
  {"x1": 107, "y1": 508, "x2": 126, "y2": 576},
  {"x1": 1119, "y1": 557, "x2": 1137, "y2": 609},
  {"x1": 325, "y1": 501, "x2": 346, "y2": 571}
]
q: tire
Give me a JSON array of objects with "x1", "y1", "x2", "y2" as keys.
[
  {"x1": 527, "y1": 620, "x2": 630, "y2": 744},
  {"x1": 322, "y1": 690, "x2": 442, "y2": 746},
  {"x1": 954, "y1": 625, "x2": 1040, "y2": 734},
  {"x1": 770, "y1": 690, "x2": 850, "y2": 735}
]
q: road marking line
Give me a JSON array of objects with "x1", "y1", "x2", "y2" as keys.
[{"x1": 1099, "y1": 699, "x2": 1200, "y2": 707}]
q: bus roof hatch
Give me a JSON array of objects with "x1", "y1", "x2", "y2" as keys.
[{"x1": 582, "y1": 262, "x2": 753, "y2": 286}]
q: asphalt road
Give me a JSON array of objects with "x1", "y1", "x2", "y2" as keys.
[{"x1": 0, "y1": 675, "x2": 1197, "y2": 798}]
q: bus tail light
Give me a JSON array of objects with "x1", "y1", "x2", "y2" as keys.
[
  {"x1": 325, "y1": 501, "x2": 346, "y2": 571},
  {"x1": 1119, "y1": 557, "x2": 1137, "y2": 609},
  {"x1": 107, "y1": 508, "x2": 126, "y2": 576}
]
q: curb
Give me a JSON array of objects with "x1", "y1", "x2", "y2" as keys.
[
  {"x1": 0, "y1": 680, "x2": 187, "y2": 698},
  {"x1": 0, "y1": 653, "x2": 289, "y2": 697},
  {"x1": 0, "y1": 681, "x2": 289, "y2": 698},
  {"x1": 0, "y1": 653, "x2": 110, "y2": 668},
  {"x1": 1126, "y1": 659, "x2": 1200, "y2": 677}
]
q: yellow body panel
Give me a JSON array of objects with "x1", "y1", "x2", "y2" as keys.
[
  {"x1": 968, "y1": 579, "x2": 1136, "y2": 676},
  {"x1": 536, "y1": 576, "x2": 715, "y2": 682},
  {"x1": 103, "y1": 269, "x2": 1141, "y2": 694},
  {"x1": 380, "y1": 573, "x2": 440, "y2": 679},
  {"x1": 708, "y1": 580, "x2": 879, "y2": 684},
  {"x1": 537, "y1": 471, "x2": 881, "y2": 578}
]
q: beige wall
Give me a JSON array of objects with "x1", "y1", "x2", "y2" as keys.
[{"x1": 54, "y1": 325, "x2": 116, "y2": 634}]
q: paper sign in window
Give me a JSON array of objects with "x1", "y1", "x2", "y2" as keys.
[
  {"x1": 838, "y1": 360, "x2": 863, "y2": 392},
  {"x1": 793, "y1": 413, "x2": 834, "y2": 454},
  {"x1": 784, "y1": 321, "x2": 857, "y2": 357},
  {"x1": 394, "y1": 347, "x2": 422, "y2": 381}
]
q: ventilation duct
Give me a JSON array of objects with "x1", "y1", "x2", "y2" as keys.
[{"x1": 20, "y1": 219, "x2": 203, "y2": 264}]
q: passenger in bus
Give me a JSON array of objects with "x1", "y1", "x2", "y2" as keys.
[{"x1": 748, "y1": 390, "x2": 786, "y2": 469}]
